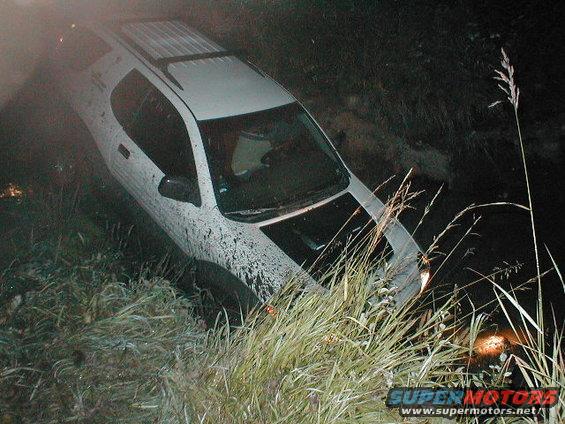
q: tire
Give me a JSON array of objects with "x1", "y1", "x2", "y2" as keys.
[{"x1": 195, "y1": 260, "x2": 261, "y2": 315}]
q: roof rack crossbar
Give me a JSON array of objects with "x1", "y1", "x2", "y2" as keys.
[{"x1": 154, "y1": 49, "x2": 247, "y2": 68}]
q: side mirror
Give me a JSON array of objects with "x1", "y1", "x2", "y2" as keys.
[
  {"x1": 158, "y1": 175, "x2": 199, "y2": 204},
  {"x1": 333, "y1": 130, "x2": 347, "y2": 148}
]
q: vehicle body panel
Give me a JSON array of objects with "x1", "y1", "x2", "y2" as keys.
[{"x1": 50, "y1": 18, "x2": 425, "y2": 305}]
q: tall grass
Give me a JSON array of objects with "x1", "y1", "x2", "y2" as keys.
[
  {"x1": 0, "y1": 188, "x2": 206, "y2": 423},
  {"x1": 185, "y1": 286, "x2": 466, "y2": 423},
  {"x1": 491, "y1": 275, "x2": 565, "y2": 423},
  {"x1": 2, "y1": 180, "x2": 561, "y2": 422},
  {"x1": 493, "y1": 48, "x2": 544, "y2": 343},
  {"x1": 486, "y1": 49, "x2": 564, "y2": 423},
  {"x1": 0, "y1": 246, "x2": 206, "y2": 422},
  {"x1": 1, "y1": 182, "x2": 477, "y2": 423},
  {"x1": 181, "y1": 191, "x2": 477, "y2": 423}
]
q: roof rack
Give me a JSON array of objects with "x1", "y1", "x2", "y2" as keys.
[
  {"x1": 109, "y1": 18, "x2": 248, "y2": 89},
  {"x1": 154, "y1": 49, "x2": 247, "y2": 90},
  {"x1": 153, "y1": 49, "x2": 246, "y2": 68}
]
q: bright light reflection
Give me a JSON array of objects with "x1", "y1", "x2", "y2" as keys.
[{"x1": 0, "y1": 183, "x2": 26, "y2": 199}]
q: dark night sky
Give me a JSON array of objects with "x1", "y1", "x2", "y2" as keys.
[{"x1": 472, "y1": 0, "x2": 564, "y2": 116}]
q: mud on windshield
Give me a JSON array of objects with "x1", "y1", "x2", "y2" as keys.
[{"x1": 199, "y1": 103, "x2": 349, "y2": 221}]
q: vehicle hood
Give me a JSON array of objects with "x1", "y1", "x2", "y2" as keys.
[{"x1": 259, "y1": 192, "x2": 392, "y2": 277}]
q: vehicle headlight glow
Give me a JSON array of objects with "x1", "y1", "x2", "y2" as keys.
[
  {"x1": 474, "y1": 334, "x2": 507, "y2": 356},
  {"x1": 419, "y1": 268, "x2": 431, "y2": 291},
  {"x1": 418, "y1": 254, "x2": 431, "y2": 292}
]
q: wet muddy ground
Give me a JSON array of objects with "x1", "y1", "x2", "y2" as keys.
[{"x1": 1, "y1": 70, "x2": 563, "y2": 328}]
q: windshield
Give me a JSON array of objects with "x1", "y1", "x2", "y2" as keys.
[{"x1": 199, "y1": 103, "x2": 349, "y2": 219}]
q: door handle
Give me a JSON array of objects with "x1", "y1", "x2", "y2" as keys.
[{"x1": 118, "y1": 144, "x2": 130, "y2": 159}]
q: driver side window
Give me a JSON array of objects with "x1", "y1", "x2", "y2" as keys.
[{"x1": 111, "y1": 70, "x2": 200, "y2": 204}]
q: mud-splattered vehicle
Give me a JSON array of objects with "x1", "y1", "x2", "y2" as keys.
[{"x1": 51, "y1": 17, "x2": 430, "y2": 306}]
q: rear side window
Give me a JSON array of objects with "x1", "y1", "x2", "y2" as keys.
[
  {"x1": 111, "y1": 70, "x2": 200, "y2": 203},
  {"x1": 110, "y1": 70, "x2": 151, "y2": 130},
  {"x1": 57, "y1": 28, "x2": 111, "y2": 71}
]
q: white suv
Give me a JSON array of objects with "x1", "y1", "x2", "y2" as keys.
[{"x1": 51, "y1": 18, "x2": 429, "y2": 306}]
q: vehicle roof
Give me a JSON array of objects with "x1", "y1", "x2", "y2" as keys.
[{"x1": 111, "y1": 19, "x2": 295, "y2": 121}]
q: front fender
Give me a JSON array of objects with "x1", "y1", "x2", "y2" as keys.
[{"x1": 195, "y1": 260, "x2": 261, "y2": 310}]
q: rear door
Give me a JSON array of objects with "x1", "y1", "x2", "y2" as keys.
[
  {"x1": 53, "y1": 26, "x2": 112, "y2": 117},
  {"x1": 53, "y1": 25, "x2": 121, "y2": 168}
]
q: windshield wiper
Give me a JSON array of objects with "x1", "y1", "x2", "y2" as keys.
[
  {"x1": 224, "y1": 197, "x2": 314, "y2": 219},
  {"x1": 224, "y1": 207, "x2": 280, "y2": 217},
  {"x1": 225, "y1": 175, "x2": 348, "y2": 220}
]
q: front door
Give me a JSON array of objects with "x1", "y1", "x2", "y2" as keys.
[{"x1": 106, "y1": 68, "x2": 202, "y2": 252}]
